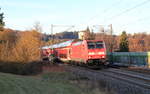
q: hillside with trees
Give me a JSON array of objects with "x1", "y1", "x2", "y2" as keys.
[{"x1": 95, "y1": 32, "x2": 150, "y2": 52}]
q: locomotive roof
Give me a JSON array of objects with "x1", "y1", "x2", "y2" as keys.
[{"x1": 41, "y1": 39, "x2": 104, "y2": 49}]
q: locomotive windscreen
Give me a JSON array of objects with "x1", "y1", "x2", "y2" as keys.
[{"x1": 87, "y1": 41, "x2": 104, "y2": 49}]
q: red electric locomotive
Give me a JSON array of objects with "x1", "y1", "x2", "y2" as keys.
[{"x1": 41, "y1": 39, "x2": 107, "y2": 65}]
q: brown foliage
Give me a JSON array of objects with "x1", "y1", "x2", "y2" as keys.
[
  {"x1": 95, "y1": 32, "x2": 150, "y2": 52},
  {"x1": 0, "y1": 28, "x2": 43, "y2": 74},
  {"x1": 81, "y1": 27, "x2": 95, "y2": 40},
  {"x1": 128, "y1": 33, "x2": 150, "y2": 52},
  {"x1": 0, "y1": 29, "x2": 42, "y2": 63},
  {"x1": 11, "y1": 30, "x2": 41, "y2": 63},
  {"x1": 0, "y1": 29, "x2": 18, "y2": 61}
]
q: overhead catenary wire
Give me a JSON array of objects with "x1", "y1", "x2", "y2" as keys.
[
  {"x1": 105, "y1": 0, "x2": 150, "y2": 23},
  {"x1": 82, "y1": 0, "x2": 123, "y2": 34},
  {"x1": 121, "y1": 16, "x2": 150, "y2": 27},
  {"x1": 51, "y1": 0, "x2": 150, "y2": 34},
  {"x1": 51, "y1": 1, "x2": 150, "y2": 34},
  {"x1": 86, "y1": 0, "x2": 122, "y2": 24},
  {"x1": 84, "y1": 0, "x2": 150, "y2": 34}
]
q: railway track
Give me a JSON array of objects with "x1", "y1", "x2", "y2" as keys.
[
  {"x1": 105, "y1": 68, "x2": 150, "y2": 81},
  {"x1": 124, "y1": 67, "x2": 150, "y2": 75},
  {"x1": 66, "y1": 65, "x2": 150, "y2": 89},
  {"x1": 102, "y1": 68, "x2": 150, "y2": 89}
]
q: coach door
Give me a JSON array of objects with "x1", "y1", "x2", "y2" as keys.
[{"x1": 68, "y1": 48, "x2": 71, "y2": 60}]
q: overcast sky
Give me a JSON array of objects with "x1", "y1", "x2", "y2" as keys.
[{"x1": 0, "y1": 0, "x2": 150, "y2": 34}]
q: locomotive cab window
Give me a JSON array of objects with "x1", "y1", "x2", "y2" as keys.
[
  {"x1": 87, "y1": 41, "x2": 103, "y2": 49},
  {"x1": 96, "y1": 42, "x2": 103, "y2": 48},
  {"x1": 87, "y1": 42, "x2": 95, "y2": 49}
]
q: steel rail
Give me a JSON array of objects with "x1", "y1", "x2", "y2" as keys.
[
  {"x1": 105, "y1": 68, "x2": 150, "y2": 82},
  {"x1": 66, "y1": 65, "x2": 150, "y2": 89}
]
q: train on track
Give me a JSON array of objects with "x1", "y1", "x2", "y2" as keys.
[{"x1": 41, "y1": 39, "x2": 108, "y2": 66}]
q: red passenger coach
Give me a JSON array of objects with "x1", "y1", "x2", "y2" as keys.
[{"x1": 41, "y1": 40, "x2": 107, "y2": 65}]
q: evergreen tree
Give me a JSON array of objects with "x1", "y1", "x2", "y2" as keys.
[
  {"x1": 119, "y1": 31, "x2": 129, "y2": 52},
  {"x1": 0, "y1": 8, "x2": 5, "y2": 31}
]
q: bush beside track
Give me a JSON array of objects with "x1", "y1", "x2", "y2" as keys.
[{"x1": 0, "y1": 61, "x2": 46, "y2": 75}]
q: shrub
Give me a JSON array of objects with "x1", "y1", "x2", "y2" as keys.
[
  {"x1": 0, "y1": 61, "x2": 43, "y2": 75},
  {"x1": 0, "y1": 29, "x2": 43, "y2": 75}
]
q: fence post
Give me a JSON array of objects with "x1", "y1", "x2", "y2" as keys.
[{"x1": 147, "y1": 52, "x2": 150, "y2": 68}]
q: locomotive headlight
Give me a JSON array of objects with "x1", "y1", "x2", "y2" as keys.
[
  {"x1": 98, "y1": 52, "x2": 105, "y2": 55},
  {"x1": 88, "y1": 52, "x2": 95, "y2": 55},
  {"x1": 102, "y1": 56, "x2": 105, "y2": 58}
]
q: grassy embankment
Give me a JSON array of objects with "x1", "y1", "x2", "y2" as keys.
[{"x1": 0, "y1": 71, "x2": 108, "y2": 94}]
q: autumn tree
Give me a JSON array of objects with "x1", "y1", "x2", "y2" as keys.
[
  {"x1": 33, "y1": 21, "x2": 42, "y2": 32},
  {"x1": 0, "y1": 29, "x2": 18, "y2": 62},
  {"x1": 84, "y1": 27, "x2": 95, "y2": 40},
  {"x1": 119, "y1": 31, "x2": 129, "y2": 52},
  {"x1": 128, "y1": 33, "x2": 150, "y2": 52},
  {"x1": 0, "y1": 8, "x2": 5, "y2": 31},
  {"x1": 12, "y1": 30, "x2": 41, "y2": 63}
]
